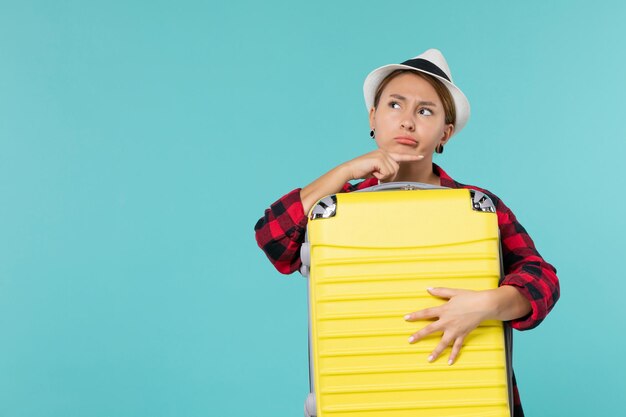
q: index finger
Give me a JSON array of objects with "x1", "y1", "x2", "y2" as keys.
[
  {"x1": 387, "y1": 153, "x2": 424, "y2": 162},
  {"x1": 404, "y1": 306, "x2": 441, "y2": 322}
]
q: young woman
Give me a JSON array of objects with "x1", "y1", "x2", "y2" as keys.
[{"x1": 254, "y1": 49, "x2": 560, "y2": 416}]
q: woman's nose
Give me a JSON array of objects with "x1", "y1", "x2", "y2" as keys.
[{"x1": 400, "y1": 116, "x2": 415, "y2": 131}]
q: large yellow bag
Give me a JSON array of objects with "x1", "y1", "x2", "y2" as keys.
[{"x1": 300, "y1": 183, "x2": 512, "y2": 417}]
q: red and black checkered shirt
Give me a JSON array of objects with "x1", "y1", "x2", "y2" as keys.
[{"x1": 254, "y1": 163, "x2": 560, "y2": 416}]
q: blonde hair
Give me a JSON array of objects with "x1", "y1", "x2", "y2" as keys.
[{"x1": 373, "y1": 70, "x2": 456, "y2": 126}]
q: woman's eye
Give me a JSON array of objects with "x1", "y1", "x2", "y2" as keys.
[
  {"x1": 418, "y1": 108, "x2": 433, "y2": 116},
  {"x1": 389, "y1": 101, "x2": 401, "y2": 109}
]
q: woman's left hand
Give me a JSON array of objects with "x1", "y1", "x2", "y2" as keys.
[{"x1": 404, "y1": 287, "x2": 495, "y2": 365}]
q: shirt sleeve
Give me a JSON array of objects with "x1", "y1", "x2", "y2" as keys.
[
  {"x1": 496, "y1": 199, "x2": 560, "y2": 330},
  {"x1": 254, "y1": 188, "x2": 308, "y2": 274},
  {"x1": 254, "y1": 180, "x2": 375, "y2": 274}
]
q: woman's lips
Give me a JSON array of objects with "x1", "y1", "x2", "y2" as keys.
[{"x1": 394, "y1": 137, "x2": 418, "y2": 147}]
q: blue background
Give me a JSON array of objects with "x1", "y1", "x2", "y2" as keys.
[{"x1": 1, "y1": 1, "x2": 624, "y2": 416}]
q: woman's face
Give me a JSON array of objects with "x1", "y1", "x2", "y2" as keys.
[{"x1": 369, "y1": 72, "x2": 454, "y2": 157}]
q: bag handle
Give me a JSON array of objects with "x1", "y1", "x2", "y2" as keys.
[{"x1": 357, "y1": 181, "x2": 449, "y2": 192}]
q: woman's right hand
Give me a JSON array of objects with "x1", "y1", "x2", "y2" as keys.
[
  {"x1": 300, "y1": 150, "x2": 423, "y2": 214},
  {"x1": 344, "y1": 149, "x2": 424, "y2": 182}
]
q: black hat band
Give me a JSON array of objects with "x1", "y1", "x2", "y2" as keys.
[{"x1": 400, "y1": 58, "x2": 450, "y2": 82}]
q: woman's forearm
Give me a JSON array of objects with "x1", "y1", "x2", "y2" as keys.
[
  {"x1": 488, "y1": 285, "x2": 532, "y2": 322},
  {"x1": 300, "y1": 164, "x2": 352, "y2": 215}
]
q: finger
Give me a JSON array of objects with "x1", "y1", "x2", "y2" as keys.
[
  {"x1": 387, "y1": 160, "x2": 400, "y2": 182},
  {"x1": 371, "y1": 161, "x2": 390, "y2": 180},
  {"x1": 408, "y1": 321, "x2": 442, "y2": 344},
  {"x1": 428, "y1": 335, "x2": 455, "y2": 362},
  {"x1": 385, "y1": 156, "x2": 400, "y2": 173},
  {"x1": 388, "y1": 153, "x2": 425, "y2": 162},
  {"x1": 404, "y1": 306, "x2": 441, "y2": 321},
  {"x1": 374, "y1": 169, "x2": 394, "y2": 181},
  {"x1": 448, "y1": 337, "x2": 465, "y2": 365},
  {"x1": 427, "y1": 287, "x2": 462, "y2": 299},
  {"x1": 379, "y1": 161, "x2": 397, "y2": 181},
  {"x1": 380, "y1": 156, "x2": 397, "y2": 176}
]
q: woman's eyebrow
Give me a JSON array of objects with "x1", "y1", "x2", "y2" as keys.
[
  {"x1": 389, "y1": 94, "x2": 437, "y2": 106},
  {"x1": 389, "y1": 94, "x2": 407, "y2": 101}
]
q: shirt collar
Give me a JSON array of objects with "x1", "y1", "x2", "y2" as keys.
[{"x1": 433, "y1": 163, "x2": 458, "y2": 188}]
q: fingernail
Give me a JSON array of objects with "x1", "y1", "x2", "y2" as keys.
[
  {"x1": 428, "y1": 355, "x2": 434, "y2": 362},
  {"x1": 448, "y1": 359, "x2": 453, "y2": 366},
  {"x1": 404, "y1": 314, "x2": 411, "y2": 321},
  {"x1": 426, "y1": 287, "x2": 433, "y2": 292},
  {"x1": 408, "y1": 336, "x2": 415, "y2": 343}
]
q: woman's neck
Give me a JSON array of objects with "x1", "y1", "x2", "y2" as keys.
[{"x1": 393, "y1": 158, "x2": 440, "y2": 185}]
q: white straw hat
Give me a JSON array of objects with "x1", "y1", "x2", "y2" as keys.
[{"x1": 363, "y1": 49, "x2": 470, "y2": 136}]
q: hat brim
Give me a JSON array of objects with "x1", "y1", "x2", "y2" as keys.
[{"x1": 363, "y1": 64, "x2": 470, "y2": 136}]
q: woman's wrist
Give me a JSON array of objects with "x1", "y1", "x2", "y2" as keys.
[
  {"x1": 330, "y1": 161, "x2": 352, "y2": 182},
  {"x1": 487, "y1": 286, "x2": 532, "y2": 322},
  {"x1": 300, "y1": 164, "x2": 353, "y2": 214}
]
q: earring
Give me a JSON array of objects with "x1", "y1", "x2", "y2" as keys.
[
  {"x1": 370, "y1": 129, "x2": 375, "y2": 139},
  {"x1": 436, "y1": 144, "x2": 444, "y2": 154}
]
